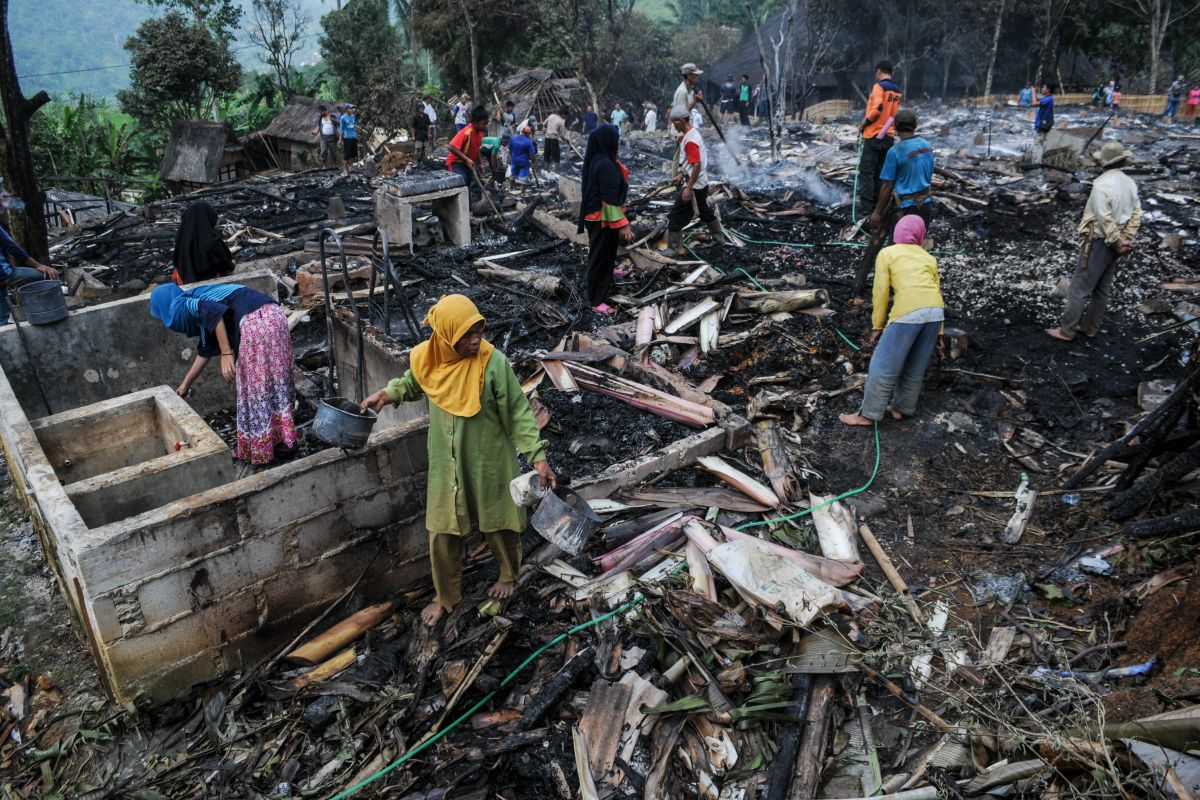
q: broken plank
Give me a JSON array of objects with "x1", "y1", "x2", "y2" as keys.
[
  {"x1": 664, "y1": 298, "x2": 722, "y2": 335},
  {"x1": 696, "y1": 455, "x2": 781, "y2": 508},
  {"x1": 285, "y1": 602, "x2": 396, "y2": 666},
  {"x1": 562, "y1": 361, "x2": 716, "y2": 428}
]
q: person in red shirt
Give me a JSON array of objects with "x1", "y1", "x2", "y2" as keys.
[
  {"x1": 447, "y1": 105, "x2": 490, "y2": 202},
  {"x1": 857, "y1": 61, "x2": 902, "y2": 216}
]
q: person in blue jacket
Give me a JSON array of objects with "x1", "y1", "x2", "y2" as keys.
[
  {"x1": 1031, "y1": 83, "x2": 1055, "y2": 161},
  {"x1": 0, "y1": 212, "x2": 58, "y2": 326},
  {"x1": 508, "y1": 125, "x2": 538, "y2": 185}
]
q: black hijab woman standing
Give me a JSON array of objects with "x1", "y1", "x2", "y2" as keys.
[
  {"x1": 577, "y1": 125, "x2": 633, "y2": 314},
  {"x1": 172, "y1": 201, "x2": 235, "y2": 285}
]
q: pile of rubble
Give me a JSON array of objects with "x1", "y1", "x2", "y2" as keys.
[{"x1": 4, "y1": 101, "x2": 1200, "y2": 798}]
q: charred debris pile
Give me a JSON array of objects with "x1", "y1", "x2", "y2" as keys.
[{"x1": 6, "y1": 104, "x2": 1200, "y2": 798}]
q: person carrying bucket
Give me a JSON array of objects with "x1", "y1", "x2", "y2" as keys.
[
  {"x1": 0, "y1": 214, "x2": 59, "y2": 325},
  {"x1": 360, "y1": 294, "x2": 557, "y2": 627}
]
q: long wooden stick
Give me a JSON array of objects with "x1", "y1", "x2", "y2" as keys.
[
  {"x1": 858, "y1": 663, "x2": 955, "y2": 732},
  {"x1": 858, "y1": 524, "x2": 924, "y2": 625}
]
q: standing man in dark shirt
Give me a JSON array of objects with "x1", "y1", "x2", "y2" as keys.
[{"x1": 412, "y1": 102, "x2": 432, "y2": 162}]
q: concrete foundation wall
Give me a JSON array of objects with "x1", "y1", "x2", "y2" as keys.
[{"x1": 0, "y1": 271, "x2": 276, "y2": 421}]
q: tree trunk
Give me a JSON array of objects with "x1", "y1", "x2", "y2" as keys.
[
  {"x1": 1147, "y1": 0, "x2": 1162, "y2": 95},
  {"x1": 0, "y1": 0, "x2": 49, "y2": 260},
  {"x1": 456, "y1": 0, "x2": 480, "y2": 101},
  {"x1": 983, "y1": 0, "x2": 1006, "y2": 100},
  {"x1": 744, "y1": 0, "x2": 778, "y2": 159}
]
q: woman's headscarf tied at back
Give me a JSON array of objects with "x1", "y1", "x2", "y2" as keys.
[
  {"x1": 410, "y1": 294, "x2": 496, "y2": 417},
  {"x1": 150, "y1": 283, "x2": 241, "y2": 349},
  {"x1": 173, "y1": 201, "x2": 235, "y2": 284},
  {"x1": 577, "y1": 124, "x2": 628, "y2": 233},
  {"x1": 893, "y1": 215, "x2": 927, "y2": 247}
]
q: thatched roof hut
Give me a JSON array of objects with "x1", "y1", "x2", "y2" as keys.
[
  {"x1": 495, "y1": 68, "x2": 587, "y2": 125},
  {"x1": 160, "y1": 120, "x2": 245, "y2": 187},
  {"x1": 263, "y1": 96, "x2": 330, "y2": 147},
  {"x1": 259, "y1": 96, "x2": 348, "y2": 169}
]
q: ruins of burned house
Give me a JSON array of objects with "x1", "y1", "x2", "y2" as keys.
[
  {"x1": 494, "y1": 67, "x2": 587, "y2": 125},
  {"x1": 259, "y1": 95, "x2": 348, "y2": 170},
  {"x1": 160, "y1": 120, "x2": 249, "y2": 192},
  {"x1": 42, "y1": 187, "x2": 137, "y2": 231}
]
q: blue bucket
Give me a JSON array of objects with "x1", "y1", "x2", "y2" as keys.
[{"x1": 17, "y1": 280, "x2": 68, "y2": 325}]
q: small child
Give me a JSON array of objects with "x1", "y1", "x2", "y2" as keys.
[{"x1": 1111, "y1": 88, "x2": 1122, "y2": 113}]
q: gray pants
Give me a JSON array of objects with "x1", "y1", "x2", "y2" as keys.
[
  {"x1": 319, "y1": 134, "x2": 338, "y2": 165},
  {"x1": 1060, "y1": 237, "x2": 1119, "y2": 338}
]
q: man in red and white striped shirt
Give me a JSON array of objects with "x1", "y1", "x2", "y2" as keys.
[{"x1": 666, "y1": 106, "x2": 724, "y2": 250}]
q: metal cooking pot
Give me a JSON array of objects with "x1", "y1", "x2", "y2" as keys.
[{"x1": 313, "y1": 396, "x2": 377, "y2": 449}]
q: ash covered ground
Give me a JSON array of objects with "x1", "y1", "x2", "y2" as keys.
[{"x1": 2, "y1": 101, "x2": 1199, "y2": 797}]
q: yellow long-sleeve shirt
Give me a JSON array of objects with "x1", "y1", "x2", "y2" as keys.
[
  {"x1": 871, "y1": 244, "x2": 944, "y2": 330},
  {"x1": 1079, "y1": 168, "x2": 1141, "y2": 246}
]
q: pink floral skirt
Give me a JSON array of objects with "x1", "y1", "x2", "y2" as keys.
[{"x1": 235, "y1": 304, "x2": 298, "y2": 464}]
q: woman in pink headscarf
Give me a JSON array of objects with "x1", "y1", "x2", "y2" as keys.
[{"x1": 841, "y1": 215, "x2": 944, "y2": 426}]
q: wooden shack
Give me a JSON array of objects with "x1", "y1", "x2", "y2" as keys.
[{"x1": 259, "y1": 96, "x2": 346, "y2": 169}]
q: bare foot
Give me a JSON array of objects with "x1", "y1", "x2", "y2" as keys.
[
  {"x1": 850, "y1": 297, "x2": 866, "y2": 307},
  {"x1": 1045, "y1": 327, "x2": 1074, "y2": 341},
  {"x1": 839, "y1": 412, "x2": 875, "y2": 426},
  {"x1": 488, "y1": 580, "x2": 516, "y2": 600},
  {"x1": 887, "y1": 407, "x2": 905, "y2": 420},
  {"x1": 420, "y1": 601, "x2": 446, "y2": 627}
]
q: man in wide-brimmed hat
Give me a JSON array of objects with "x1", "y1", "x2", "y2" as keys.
[{"x1": 1047, "y1": 141, "x2": 1142, "y2": 342}]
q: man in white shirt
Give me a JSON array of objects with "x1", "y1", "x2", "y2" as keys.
[
  {"x1": 423, "y1": 95, "x2": 438, "y2": 146},
  {"x1": 666, "y1": 106, "x2": 723, "y2": 251},
  {"x1": 643, "y1": 102, "x2": 657, "y2": 132},
  {"x1": 672, "y1": 63, "x2": 704, "y2": 115},
  {"x1": 1047, "y1": 141, "x2": 1142, "y2": 342}
]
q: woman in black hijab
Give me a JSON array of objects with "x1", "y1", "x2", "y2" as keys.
[
  {"x1": 577, "y1": 124, "x2": 633, "y2": 314},
  {"x1": 172, "y1": 201, "x2": 235, "y2": 285}
]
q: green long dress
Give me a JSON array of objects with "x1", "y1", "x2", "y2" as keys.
[{"x1": 385, "y1": 350, "x2": 547, "y2": 535}]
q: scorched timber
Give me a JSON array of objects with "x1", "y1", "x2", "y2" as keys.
[{"x1": 559, "y1": 362, "x2": 716, "y2": 428}]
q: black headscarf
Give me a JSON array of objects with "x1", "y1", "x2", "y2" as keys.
[
  {"x1": 578, "y1": 125, "x2": 628, "y2": 233},
  {"x1": 173, "y1": 201, "x2": 234, "y2": 284}
]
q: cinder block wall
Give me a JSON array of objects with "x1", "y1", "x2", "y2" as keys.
[{"x1": 74, "y1": 421, "x2": 430, "y2": 704}]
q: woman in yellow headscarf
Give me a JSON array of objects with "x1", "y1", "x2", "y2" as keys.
[{"x1": 362, "y1": 295, "x2": 556, "y2": 627}]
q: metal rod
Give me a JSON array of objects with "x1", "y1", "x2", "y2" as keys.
[{"x1": 317, "y1": 228, "x2": 368, "y2": 403}]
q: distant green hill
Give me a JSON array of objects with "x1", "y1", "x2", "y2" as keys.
[{"x1": 11, "y1": 0, "x2": 331, "y2": 100}]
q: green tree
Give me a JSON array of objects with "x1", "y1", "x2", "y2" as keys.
[
  {"x1": 117, "y1": 11, "x2": 242, "y2": 129},
  {"x1": 320, "y1": 0, "x2": 401, "y2": 97},
  {"x1": 247, "y1": 0, "x2": 309, "y2": 100},
  {"x1": 135, "y1": 0, "x2": 242, "y2": 38}
]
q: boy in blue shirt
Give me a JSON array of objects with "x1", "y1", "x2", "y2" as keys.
[
  {"x1": 508, "y1": 125, "x2": 537, "y2": 184},
  {"x1": 1031, "y1": 83, "x2": 1054, "y2": 161},
  {"x1": 871, "y1": 109, "x2": 935, "y2": 231},
  {"x1": 339, "y1": 103, "x2": 359, "y2": 174}
]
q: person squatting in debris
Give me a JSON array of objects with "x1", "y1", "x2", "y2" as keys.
[
  {"x1": 857, "y1": 61, "x2": 903, "y2": 214},
  {"x1": 446, "y1": 106, "x2": 491, "y2": 205},
  {"x1": 0, "y1": 216, "x2": 58, "y2": 327},
  {"x1": 667, "y1": 106, "x2": 724, "y2": 251},
  {"x1": 1046, "y1": 141, "x2": 1142, "y2": 342},
  {"x1": 673, "y1": 63, "x2": 704, "y2": 115},
  {"x1": 1031, "y1": 83, "x2": 1055, "y2": 162},
  {"x1": 172, "y1": 201, "x2": 235, "y2": 286},
  {"x1": 150, "y1": 283, "x2": 298, "y2": 465},
  {"x1": 840, "y1": 216, "x2": 944, "y2": 427},
  {"x1": 339, "y1": 103, "x2": 358, "y2": 174},
  {"x1": 578, "y1": 125, "x2": 634, "y2": 314},
  {"x1": 870, "y1": 109, "x2": 935, "y2": 233},
  {"x1": 360, "y1": 294, "x2": 557, "y2": 627},
  {"x1": 317, "y1": 105, "x2": 339, "y2": 167},
  {"x1": 508, "y1": 125, "x2": 538, "y2": 185},
  {"x1": 543, "y1": 108, "x2": 568, "y2": 167}
]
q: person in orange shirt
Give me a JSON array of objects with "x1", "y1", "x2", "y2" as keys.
[
  {"x1": 446, "y1": 105, "x2": 489, "y2": 204},
  {"x1": 857, "y1": 61, "x2": 903, "y2": 216}
]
